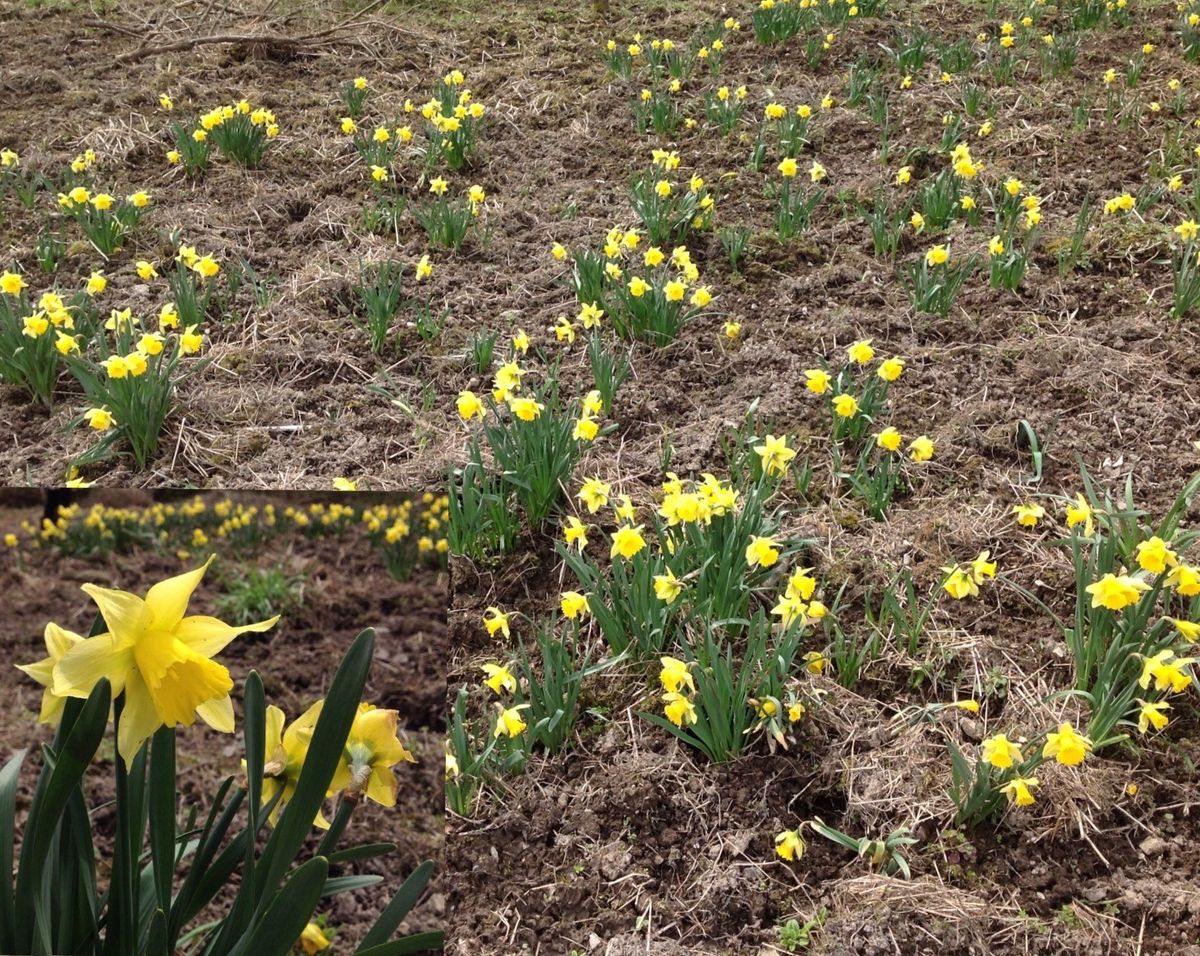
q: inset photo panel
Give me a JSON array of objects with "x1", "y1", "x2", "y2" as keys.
[{"x1": 0, "y1": 488, "x2": 446, "y2": 955}]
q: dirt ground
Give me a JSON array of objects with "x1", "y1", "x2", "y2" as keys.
[
  {"x1": 6, "y1": 0, "x2": 1200, "y2": 952},
  {"x1": 0, "y1": 0, "x2": 1191, "y2": 492},
  {"x1": 0, "y1": 490, "x2": 447, "y2": 948},
  {"x1": 415, "y1": 0, "x2": 1200, "y2": 952}
]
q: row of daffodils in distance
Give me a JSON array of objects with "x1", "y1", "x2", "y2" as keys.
[{"x1": 3, "y1": 494, "x2": 450, "y2": 578}]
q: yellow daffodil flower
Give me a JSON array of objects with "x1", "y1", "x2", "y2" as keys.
[
  {"x1": 980, "y1": 733, "x2": 1023, "y2": 769},
  {"x1": 50, "y1": 557, "x2": 279, "y2": 760},
  {"x1": 1042, "y1": 722, "x2": 1092, "y2": 766}
]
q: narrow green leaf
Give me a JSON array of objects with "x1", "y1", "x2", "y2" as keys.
[
  {"x1": 15, "y1": 678, "x2": 110, "y2": 948},
  {"x1": 169, "y1": 780, "x2": 241, "y2": 938},
  {"x1": 183, "y1": 828, "x2": 249, "y2": 928},
  {"x1": 354, "y1": 932, "x2": 445, "y2": 956},
  {"x1": 255, "y1": 630, "x2": 374, "y2": 902},
  {"x1": 61, "y1": 780, "x2": 99, "y2": 953},
  {"x1": 0, "y1": 748, "x2": 27, "y2": 952},
  {"x1": 145, "y1": 908, "x2": 168, "y2": 956},
  {"x1": 315, "y1": 798, "x2": 355, "y2": 858},
  {"x1": 149, "y1": 727, "x2": 177, "y2": 927},
  {"x1": 320, "y1": 874, "x2": 382, "y2": 896},
  {"x1": 232, "y1": 856, "x2": 329, "y2": 956},
  {"x1": 244, "y1": 673, "x2": 266, "y2": 837},
  {"x1": 104, "y1": 696, "x2": 148, "y2": 956},
  {"x1": 325, "y1": 842, "x2": 396, "y2": 866},
  {"x1": 356, "y1": 860, "x2": 436, "y2": 952}
]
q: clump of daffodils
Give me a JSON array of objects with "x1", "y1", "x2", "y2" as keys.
[
  {"x1": 56, "y1": 185, "x2": 150, "y2": 256},
  {"x1": 0, "y1": 260, "x2": 207, "y2": 466},
  {"x1": 453, "y1": 355, "x2": 611, "y2": 533},
  {"x1": 556, "y1": 216, "x2": 715, "y2": 346},
  {"x1": 628, "y1": 149, "x2": 715, "y2": 247},
  {"x1": 411, "y1": 175, "x2": 486, "y2": 249},
  {"x1": 941, "y1": 551, "x2": 997, "y2": 599},
  {"x1": 416, "y1": 69, "x2": 486, "y2": 170},
  {"x1": 802, "y1": 340, "x2": 933, "y2": 517},
  {"x1": 169, "y1": 98, "x2": 279, "y2": 171},
  {"x1": 950, "y1": 472, "x2": 1200, "y2": 825},
  {"x1": 0, "y1": 274, "x2": 96, "y2": 406},
  {"x1": 340, "y1": 74, "x2": 370, "y2": 118},
  {"x1": 549, "y1": 459, "x2": 821, "y2": 762}
]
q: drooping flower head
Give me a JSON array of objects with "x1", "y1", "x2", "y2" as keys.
[
  {"x1": 259, "y1": 700, "x2": 324, "y2": 824},
  {"x1": 331, "y1": 703, "x2": 417, "y2": 808}
]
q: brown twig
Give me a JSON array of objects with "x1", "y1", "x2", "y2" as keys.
[{"x1": 109, "y1": 0, "x2": 388, "y2": 63}]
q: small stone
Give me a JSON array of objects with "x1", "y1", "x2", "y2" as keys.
[{"x1": 1138, "y1": 835, "x2": 1168, "y2": 856}]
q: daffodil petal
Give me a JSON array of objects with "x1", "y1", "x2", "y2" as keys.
[
  {"x1": 15, "y1": 657, "x2": 54, "y2": 686},
  {"x1": 174, "y1": 613, "x2": 280, "y2": 658},
  {"x1": 196, "y1": 694, "x2": 235, "y2": 733},
  {"x1": 284, "y1": 700, "x2": 324, "y2": 751},
  {"x1": 81, "y1": 583, "x2": 151, "y2": 642},
  {"x1": 45, "y1": 622, "x2": 82, "y2": 659},
  {"x1": 52, "y1": 632, "x2": 132, "y2": 699},
  {"x1": 144, "y1": 556, "x2": 214, "y2": 631},
  {"x1": 329, "y1": 760, "x2": 352, "y2": 794},
  {"x1": 118, "y1": 670, "x2": 164, "y2": 763},
  {"x1": 264, "y1": 704, "x2": 285, "y2": 755},
  {"x1": 38, "y1": 688, "x2": 67, "y2": 725},
  {"x1": 133, "y1": 632, "x2": 232, "y2": 727},
  {"x1": 366, "y1": 769, "x2": 397, "y2": 807}
]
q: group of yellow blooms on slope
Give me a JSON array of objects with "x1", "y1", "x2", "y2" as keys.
[
  {"x1": 338, "y1": 70, "x2": 487, "y2": 186},
  {"x1": 453, "y1": 353, "x2": 609, "y2": 438},
  {"x1": 337, "y1": 79, "x2": 486, "y2": 133},
  {"x1": 469, "y1": 464, "x2": 1198, "y2": 853},
  {"x1": 548, "y1": 224, "x2": 720, "y2": 339},
  {"x1": 610, "y1": 18, "x2": 742, "y2": 61},
  {"x1": 471, "y1": 467, "x2": 827, "y2": 729},
  {"x1": 55, "y1": 185, "x2": 152, "y2": 214},
  {"x1": 773, "y1": 513, "x2": 1199, "y2": 859},
  {"x1": 806, "y1": 338, "x2": 935, "y2": 459},
  {"x1": 1101, "y1": 185, "x2": 1200, "y2": 255},
  {"x1": 0, "y1": 242, "x2": 213, "y2": 433},
  {"x1": 1, "y1": 252, "x2": 209, "y2": 342},
  {"x1": 472, "y1": 607, "x2": 531, "y2": 743},
  {"x1": 909, "y1": 144, "x2": 1041, "y2": 267},
  {"x1": 454, "y1": 333, "x2": 937, "y2": 737},
  {"x1": 161, "y1": 96, "x2": 280, "y2": 165},
  {"x1": 933, "y1": 498, "x2": 1197, "y2": 810}
]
